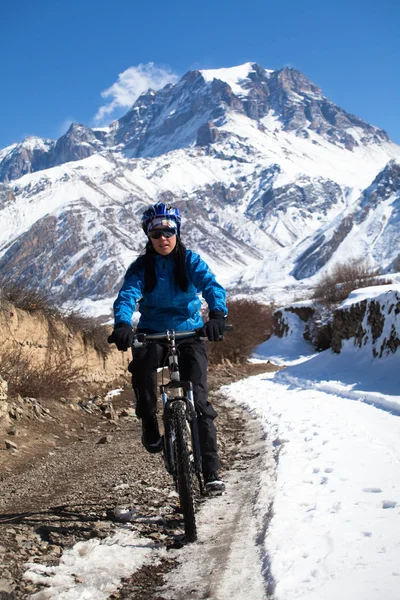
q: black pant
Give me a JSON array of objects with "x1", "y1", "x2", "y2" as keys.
[{"x1": 129, "y1": 338, "x2": 221, "y2": 475}]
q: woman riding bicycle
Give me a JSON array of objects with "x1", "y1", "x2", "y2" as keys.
[{"x1": 109, "y1": 202, "x2": 227, "y2": 492}]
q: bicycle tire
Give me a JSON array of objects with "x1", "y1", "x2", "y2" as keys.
[{"x1": 171, "y1": 400, "x2": 197, "y2": 542}]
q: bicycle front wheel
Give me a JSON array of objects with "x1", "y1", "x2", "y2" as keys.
[{"x1": 171, "y1": 400, "x2": 197, "y2": 543}]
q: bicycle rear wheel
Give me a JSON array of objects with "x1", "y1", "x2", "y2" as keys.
[{"x1": 171, "y1": 400, "x2": 197, "y2": 542}]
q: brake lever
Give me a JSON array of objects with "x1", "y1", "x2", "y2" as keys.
[{"x1": 132, "y1": 332, "x2": 147, "y2": 348}]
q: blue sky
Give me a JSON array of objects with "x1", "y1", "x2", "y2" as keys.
[{"x1": 1, "y1": 0, "x2": 399, "y2": 148}]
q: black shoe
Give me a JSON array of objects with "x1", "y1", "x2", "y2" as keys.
[
  {"x1": 204, "y1": 471, "x2": 225, "y2": 493},
  {"x1": 141, "y1": 417, "x2": 162, "y2": 454}
]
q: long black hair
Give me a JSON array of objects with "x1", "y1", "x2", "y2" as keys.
[{"x1": 126, "y1": 237, "x2": 188, "y2": 293}]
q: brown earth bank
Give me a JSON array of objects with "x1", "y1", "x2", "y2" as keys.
[
  {"x1": 0, "y1": 361, "x2": 278, "y2": 599},
  {"x1": 0, "y1": 299, "x2": 129, "y2": 385}
]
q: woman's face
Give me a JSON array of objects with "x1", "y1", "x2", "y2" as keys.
[{"x1": 149, "y1": 228, "x2": 177, "y2": 255}]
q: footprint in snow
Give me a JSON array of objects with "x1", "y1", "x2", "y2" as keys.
[
  {"x1": 362, "y1": 487, "x2": 383, "y2": 493},
  {"x1": 382, "y1": 500, "x2": 397, "y2": 509}
]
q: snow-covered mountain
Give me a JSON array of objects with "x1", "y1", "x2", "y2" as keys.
[{"x1": 0, "y1": 62, "x2": 399, "y2": 314}]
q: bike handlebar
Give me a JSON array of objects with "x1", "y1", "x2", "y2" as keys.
[{"x1": 133, "y1": 324, "x2": 233, "y2": 346}]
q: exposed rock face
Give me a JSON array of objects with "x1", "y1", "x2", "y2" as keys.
[
  {"x1": 0, "y1": 183, "x2": 15, "y2": 206},
  {"x1": 331, "y1": 289, "x2": 400, "y2": 356},
  {"x1": 292, "y1": 215, "x2": 354, "y2": 279},
  {"x1": 274, "y1": 305, "x2": 315, "y2": 333},
  {"x1": 0, "y1": 138, "x2": 54, "y2": 182},
  {"x1": 196, "y1": 121, "x2": 220, "y2": 146},
  {"x1": 0, "y1": 170, "x2": 267, "y2": 303},
  {"x1": 265, "y1": 67, "x2": 388, "y2": 148},
  {"x1": 247, "y1": 175, "x2": 342, "y2": 247},
  {"x1": 114, "y1": 71, "x2": 245, "y2": 157},
  {"x1": 273, "y1": 304, "x2": 332, "y2": 351},
  {"x1": 0, "y1": 200, "x2": 129, "y2": 302},
  {"x1": 111, "y1": 64, "x2": 388, "y2": 158},
  {"x1": 274, "y1": 287, "x2": 400, "y2": 358},
  {"x1": 331, "y1": 300, "x2": 368, "y2": 352},
  {"x1": 51, "y1": 123, "x2": 104, "y2": 166}
]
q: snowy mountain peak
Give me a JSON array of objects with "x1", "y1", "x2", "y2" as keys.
[
  {"x1": 200, "y1": 62, "x2": 272, "y2": 95},
  {"x1": 0, "y1": 62, "x2": 393, "y2": 182},
  {"x1": 110, "y1": 61, "x2": 391, "y2": 159},
  {"x1": 0, "y1": 136, "x2": 55, "y2": 182},
  {"x1": 20, "y1": 136, "x2": 54, "y2": 151}
]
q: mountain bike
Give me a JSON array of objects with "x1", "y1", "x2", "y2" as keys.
[{"x1": 132, "y1": 327, "x2": 231, "y2": 543}]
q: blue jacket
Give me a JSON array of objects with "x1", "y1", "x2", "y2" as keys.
[{"x1": 113, "y1": 249, "x2": 227, "y2": 331}]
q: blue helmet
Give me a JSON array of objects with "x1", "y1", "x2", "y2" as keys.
[{"x1": 141, "y1": 202, "x2": 182, "y2": 235}]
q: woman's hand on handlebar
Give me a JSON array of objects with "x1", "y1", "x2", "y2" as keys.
[
  {"x1": 107, "y1": 322, "x2": 133, "y2": 351},
  {"x1": 200, "y1": 311, "x2": 227, "y2": 342}
]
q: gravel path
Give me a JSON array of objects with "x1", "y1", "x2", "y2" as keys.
[{"x1": 0, "y1": 363, "x2": 277, "y2": 599}]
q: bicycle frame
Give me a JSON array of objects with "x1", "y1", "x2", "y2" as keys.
[{"x1": 133, "y1": 330, "x2": 204, "y2": 491}]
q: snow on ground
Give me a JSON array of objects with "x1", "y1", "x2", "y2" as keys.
[
  {"x1": 252, "y1": 310, "x2": 318, "y2": 366},
  {"x1": 223, "y1": 368, "x2": 400, "y2": 600},
  {"x1": 24, "y1": 529, "x2": 166, "y2": 600},
  {"x1": 220, "y1": 294, "x2": 400, "y2": 600},
  {"x1": 23, "y1": 290, "x2": 400, "y2": 599}
]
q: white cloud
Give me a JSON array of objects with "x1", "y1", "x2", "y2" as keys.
[{"x1": 94, "y1": 63, "x2": 179, "y2": 124}]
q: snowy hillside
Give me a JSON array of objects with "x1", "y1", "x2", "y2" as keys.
[
  {"x1": 0, "y1": 62, "x2": 400, "y2": 315},
  {"x1": 222, "y1": 285, "x2": 400, "y2": 600}
]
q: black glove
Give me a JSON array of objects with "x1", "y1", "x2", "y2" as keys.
[
  {"x1": 202, "y1": 311, "x2": 226, "y2": 342},
  {"x1": 107, "y1": 322, "x2": 134, "y2": 351}
]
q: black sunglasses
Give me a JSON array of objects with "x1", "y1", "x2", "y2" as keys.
[{"x1": 148, "y1": 228, "x2": 176, "y2": 239}]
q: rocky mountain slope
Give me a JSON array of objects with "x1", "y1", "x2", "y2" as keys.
[{"x1": 0, "y1": 62, "x2": 399, "y2": 314}]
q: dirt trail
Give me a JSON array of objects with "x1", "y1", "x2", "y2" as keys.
[{"x1": 0, "y1": 362, "x2": 277, "y2": 599}]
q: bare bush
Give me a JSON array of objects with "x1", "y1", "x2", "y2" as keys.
[
  {"x1": 312, "y1": 260, "x2": 392, "y2": 306},
  {"x1": 206, "y1": 299, "x2": 275, "y2": 365},
  {"x1": 63, "y1": 311, "x2": 110, "y2": 358},
  {"x1": 0, "y1": 280, "x2": 61, "y2": 318},
  {"x1": 0, "y1": 347, "x2": 83, "y2": 399}
]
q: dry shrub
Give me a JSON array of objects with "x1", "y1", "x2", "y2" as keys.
[
  {"x1": 312, "y1": 260, "x2": 392, "y2": 306},
  {"x1": 63, "y1": 311, "x2": 110, "y2": 358},
  {"x1": 0, "y1": 280, "x2": 61, "y2": 318},
  {"x1": 206, "y1": 299, "x2": 274, "y2": 365},
  {"x1": 0, "y1": 347, "x2": 83, "y2": 399}
]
